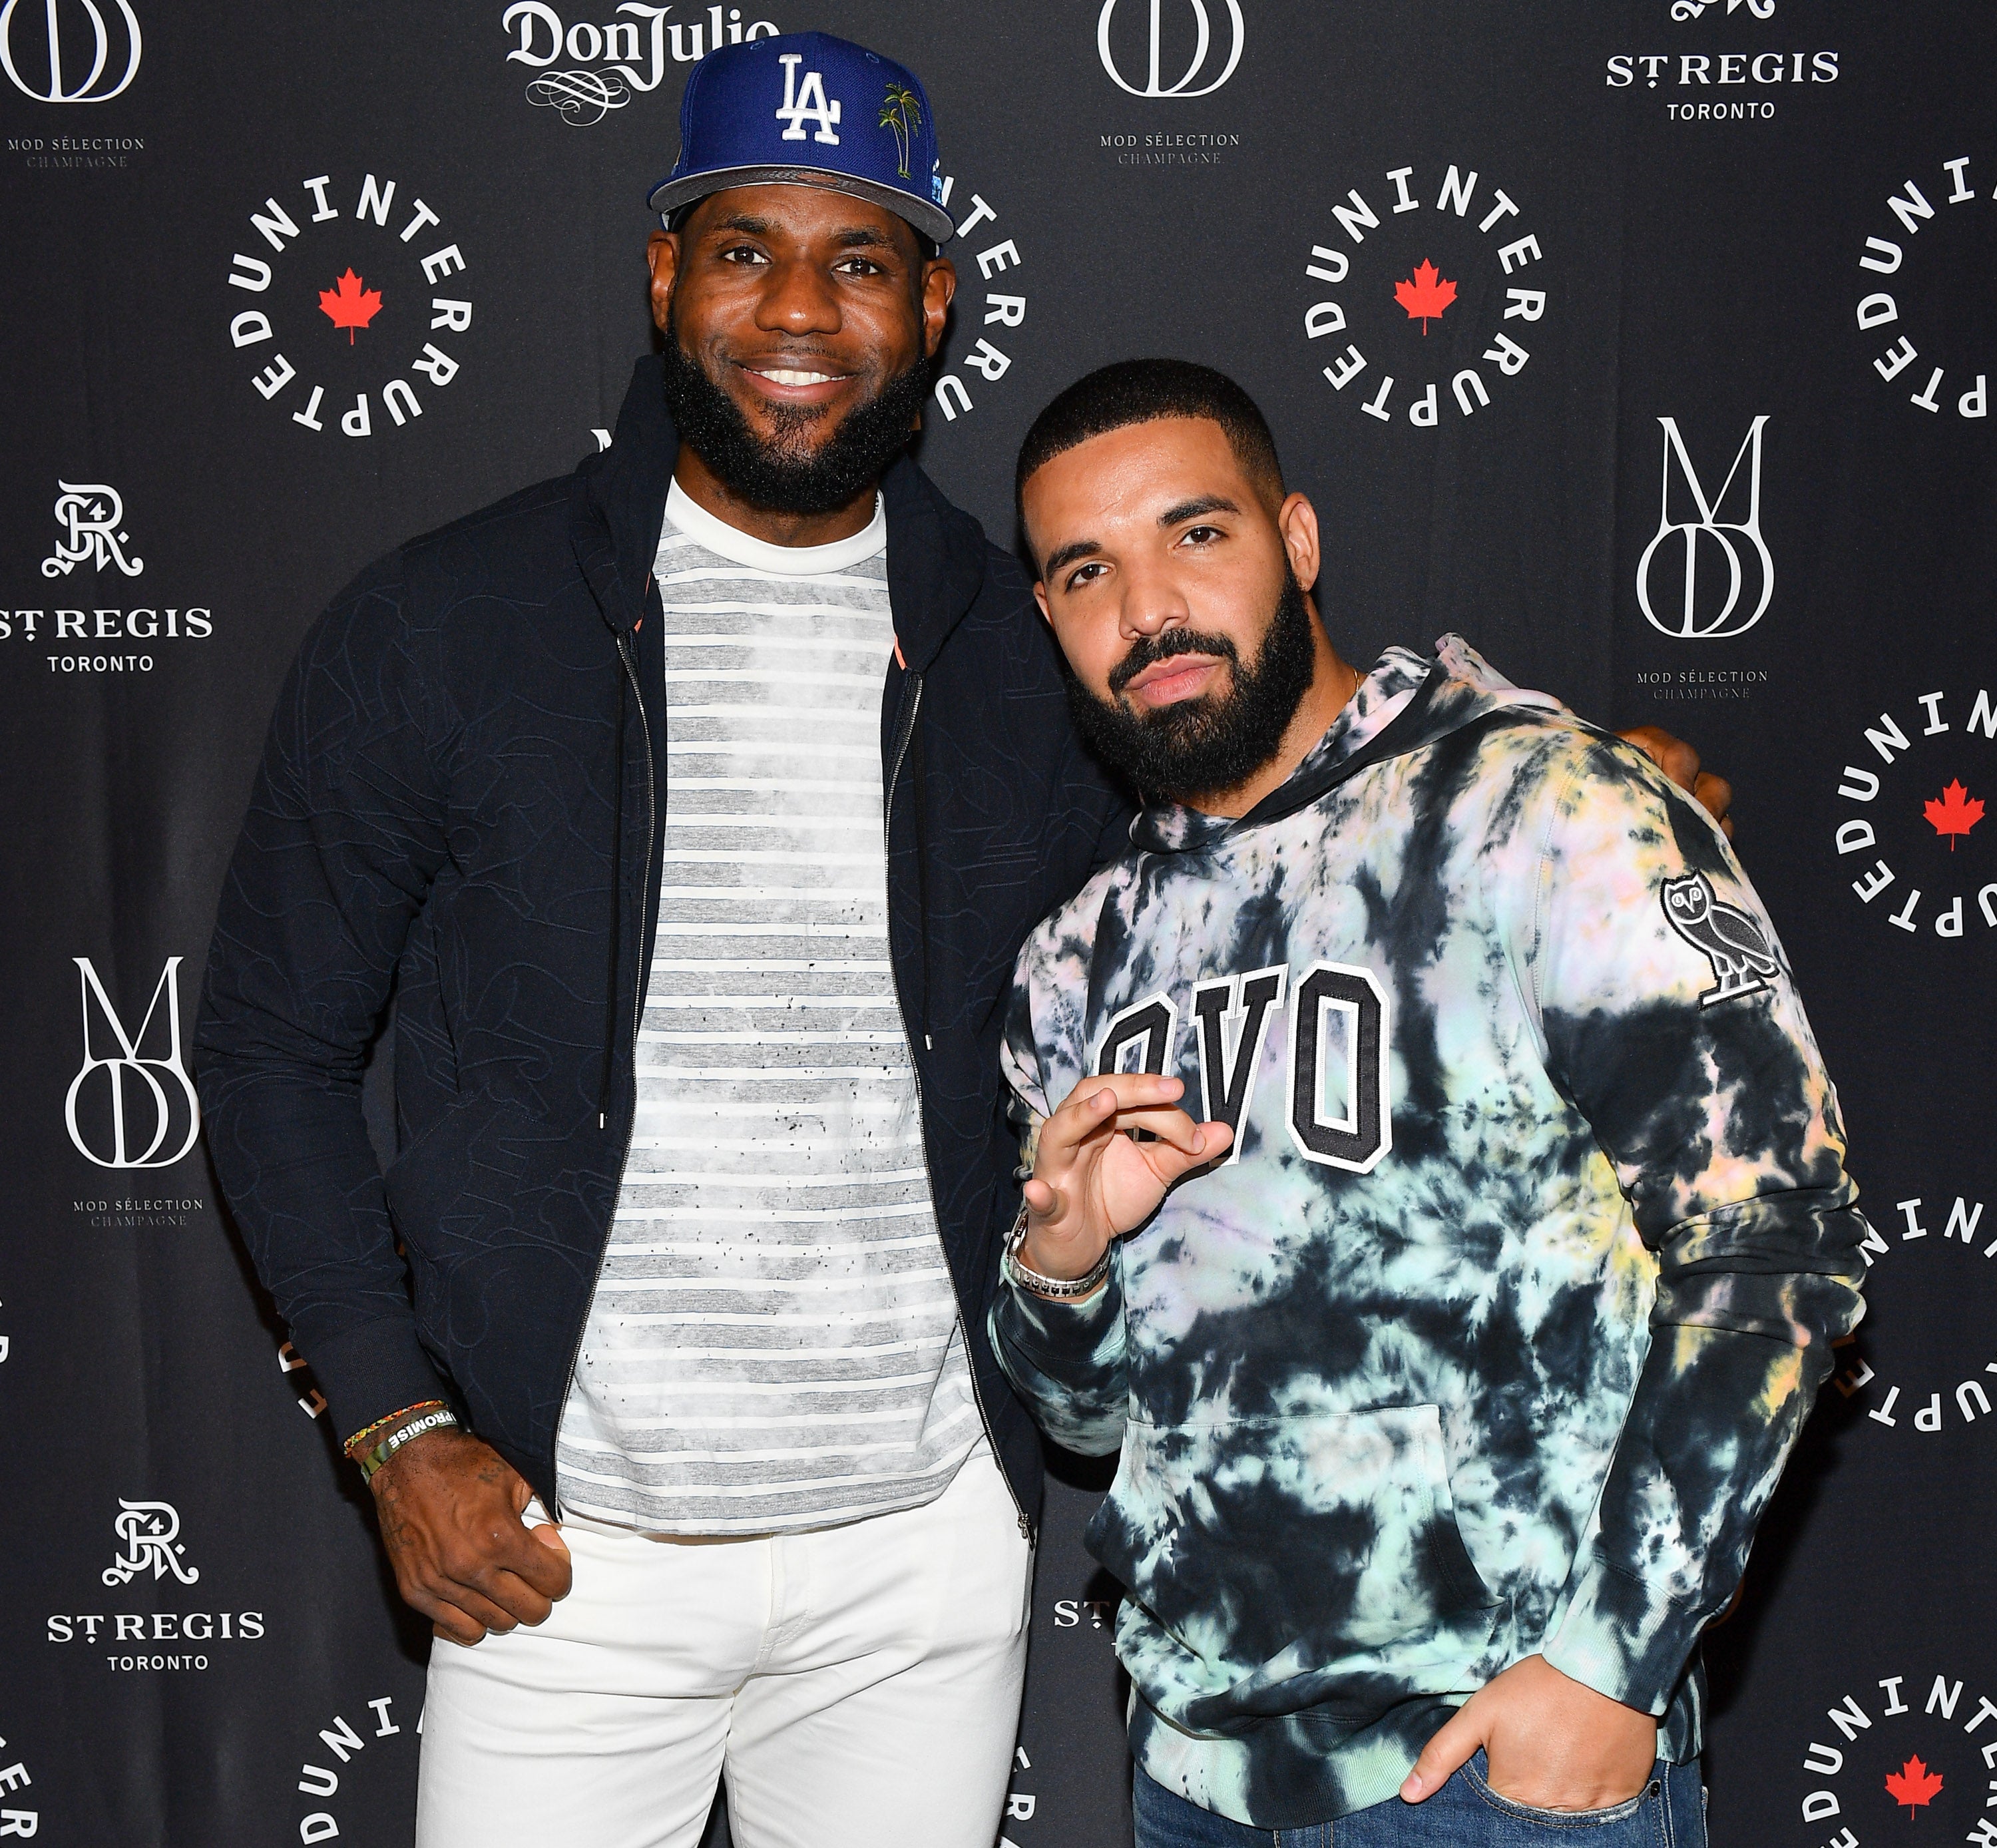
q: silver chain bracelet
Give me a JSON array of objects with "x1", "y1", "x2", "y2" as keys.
[{"x1": 1002, "y1": 1200, "x2": 1112, "y2": 1301}]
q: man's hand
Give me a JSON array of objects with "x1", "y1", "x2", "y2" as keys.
[
  {"x1": 1619, "y1": 724, "x2": 1734, "y2": 840},
  {"x1": 369, "y1": 1427, "x2": 574, "y2": 1646},
  {"x1": 1019, "y1": 1073, "x2": 1231, "y2": 1282},
  {"x1": 1401, "y1": 1654, "x2": 1660, "y2": 1811}
]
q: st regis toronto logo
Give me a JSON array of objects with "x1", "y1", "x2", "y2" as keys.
[{"x1": 41, "y1": 483, "x2": 142, "y2": 579}]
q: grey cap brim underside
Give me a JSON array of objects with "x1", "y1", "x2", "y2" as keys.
[{"x1": 646, "y1": 164, "x2": 957, "y2": 246}]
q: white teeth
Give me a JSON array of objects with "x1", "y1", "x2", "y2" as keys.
[{"x1": 756, "y1": 367, "x2": 835, "y2": 387}]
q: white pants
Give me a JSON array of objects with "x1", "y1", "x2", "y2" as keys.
[{"x1": 414, "y1": 1443, "x2": 1034, "y2": 1848}]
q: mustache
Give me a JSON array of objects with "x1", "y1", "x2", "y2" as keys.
[{"x1": 1107, "y1": 627, "x2": 1240, "y2": 698}]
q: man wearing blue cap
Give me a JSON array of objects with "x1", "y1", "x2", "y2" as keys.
[{"x1": 200, "y1": 30, "x2": 1120, "y2": 1848}]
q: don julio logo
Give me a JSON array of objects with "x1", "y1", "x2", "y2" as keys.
[
  {"x1": 502, "y1": 4, "x2": 779, "y2": 126},
  {"x1": 65, "y1": 957, "x2": 200, "y2": 1170},
  {"x1": 0, "y1": 0, "x2": 140, "y2": 103},
  {"x1": 1097, "y1": 0, "x2": 1243, "y2": 99},
  {"x1": 224, "y1": 171, "x2": 474, "y2": 441},
  {"x1": 1636, "y1": 417, "x2": 1773, "y2": 640}
]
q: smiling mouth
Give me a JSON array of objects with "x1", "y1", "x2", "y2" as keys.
[{"x1": 740, "y1": 363, "x2": 850, "y2": 389}]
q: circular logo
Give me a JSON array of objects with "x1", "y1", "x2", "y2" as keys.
[
  {"x1": 1825, "y1": 682, "x2": 1996, "y2": 944},
  {"x1": 291, "y1": 1690, "x2": 421, "y2": 1843},
  {"x1": 1827, "y1": 1182, "x2": 1997, "y2": 1443},
  {"x1": 1097, "y1": 0, "x2": 1244, "y2": 99},
  {"x1": 221, "y1": 170, "x2": 476, "y2": 443},
  {"x1": 1851, "y1": 154, "x2": 1996, "y2": 425},
  {"x1": 1295, "y1": 160, "x2": 1550, "y2": 433},
  {"x1": 0, "y1": 1716, "x2": 45, "y2": 1837},
  {"x1": 1791, "y1": 1662, "x2": 1997, "y2": 1848},
  {"x1": 926, "y1": 173, "x2": 1032, "y2": 439},
  {"x1": 0, "y1": 0, "x2": 140, "y2": 103}
]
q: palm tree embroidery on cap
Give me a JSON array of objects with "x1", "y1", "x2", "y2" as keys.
[{"x1": 879, "y1": 83, "x2": 921, "y2": 180}]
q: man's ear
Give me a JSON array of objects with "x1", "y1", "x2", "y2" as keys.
[
  {"x1": 1278, "y1": 491, "x2": 1321, "y2": 595},
  {"x1": 647, "y1": 228, "x2": 680, "y2": 334},
  {"x1": 920, "y1": 256, "x2": 957, "y2": 359},
  {"x1": 1032, "y1": 580, "x2": 1054, "y2": 628}
]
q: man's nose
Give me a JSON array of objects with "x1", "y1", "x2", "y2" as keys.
[
  {"x1": 1118, "y1": 559, "x2": 1192, "y2": 640},
  {"x1": 754, "y1": 258, "x2": 843, "y2": 337}
]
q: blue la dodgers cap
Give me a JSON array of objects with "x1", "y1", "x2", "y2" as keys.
[{"x1": 648, "y1": 31, "x2": 954, "y2": 246}]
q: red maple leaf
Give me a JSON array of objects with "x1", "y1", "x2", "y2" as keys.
[
  {"x1": 1885, "y1": 1754, "x2": 1943, "y2": 1812},
  {"x1": 318, "y1": 268, "x2": 383, "y2": 344},
  {"x1": 1923, "y1": 779, "x2": 1984, "y2": 850},
  {"x1": 1393, "y1": 259, "x2": 1458, "y2": 334}
]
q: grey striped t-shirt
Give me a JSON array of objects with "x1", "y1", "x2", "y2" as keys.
[{"x1": 553, "y1": 480, "x2": 983, "y2": 1533}]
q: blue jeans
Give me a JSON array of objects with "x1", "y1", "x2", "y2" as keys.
[{"x1": 1133, "y1": 1750, "x2": 1707, "y2": 1848}]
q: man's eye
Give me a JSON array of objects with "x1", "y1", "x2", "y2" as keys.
[
  {"x1": 1182, "y1": 525, "x2": 1222, "y2": 545},
  {"x1": 720, "y1": 244, "x2": 769, "y2": 265},
  {"x1": 835, "y1": 256, "x2": 885, "y2": 276},
  {"x1": 1065, "y1": 562, "x2": 1107, "y2": 591}
]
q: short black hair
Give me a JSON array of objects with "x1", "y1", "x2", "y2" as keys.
[{"x1": 1014, "y1": 358, "x2": 1286, "y2": 566}]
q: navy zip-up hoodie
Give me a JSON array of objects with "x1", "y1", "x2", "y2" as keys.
[{"x1": 196, "y1": 355, "x2": 1131, "y2": 1524}]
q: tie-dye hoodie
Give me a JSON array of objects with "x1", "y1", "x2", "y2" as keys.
[{"x1": 991, "y1": 636, "x2": 1867, "y2": 1830}]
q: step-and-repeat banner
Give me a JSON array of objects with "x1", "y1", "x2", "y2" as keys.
[{"x1": 3, "y1": 2, "x2": 1993, "y2": 1842}]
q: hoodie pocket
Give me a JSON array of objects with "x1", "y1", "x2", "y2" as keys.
[{"x1": 1090, "y1": 1403, "x2": 1503, "y2": 1734}]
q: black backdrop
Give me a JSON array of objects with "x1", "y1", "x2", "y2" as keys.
[{"x1": 5, "y1": 3, "x2": 1996, "y2": 1843}]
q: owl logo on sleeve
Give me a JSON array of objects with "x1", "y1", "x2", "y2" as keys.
[{"x1": 1662, "y1": 873, "x2": 1781, "y2": 1007}]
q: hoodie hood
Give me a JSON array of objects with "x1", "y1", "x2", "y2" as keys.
[{"x1": 1130, "y1": 633, "x2": 1564, "y2": 855}]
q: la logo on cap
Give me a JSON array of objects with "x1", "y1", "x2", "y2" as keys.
[
  {"x1": 647, "y1": 31, "x2": 957, "y2": 246},
  {"x1": 776, "y1": 51, "x2": 841, "y2": 144}
]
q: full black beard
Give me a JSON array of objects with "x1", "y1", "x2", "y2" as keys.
[
  {"x1": 1064, "y1": 565, "x2": 1319, "y2": 805},
  {"x1": 658, "y1": 298, "x2": 931, "y2": 517}
]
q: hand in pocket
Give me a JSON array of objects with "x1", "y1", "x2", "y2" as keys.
[{"x1": 1401, "y1": 1654, "x2": 1660, "y2": 1812}]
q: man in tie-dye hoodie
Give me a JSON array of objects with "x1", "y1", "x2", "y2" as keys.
[{"x1": 989, "y1": 361, "x2": 1868, "y2": 1848}]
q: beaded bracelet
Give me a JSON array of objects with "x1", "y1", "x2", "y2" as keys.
[
  {"x1": 343, "y1": 1399, "x2": 448, "y2": 1462},
  {"x1": 356, "y1": 1407, "x2": 461, "y2": 1482}
]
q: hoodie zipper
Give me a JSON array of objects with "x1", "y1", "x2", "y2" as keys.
[
  {"x1": 550, "y1": 626, "x2": 656, "y2": 1518},
  {"x1": 885, "y1": 672, "x2": 1035, "y2": 1545}
]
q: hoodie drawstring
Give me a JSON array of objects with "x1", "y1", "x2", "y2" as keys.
[{"x1": 598, "y1": 645, "x2": 628, "y2": 1129}]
